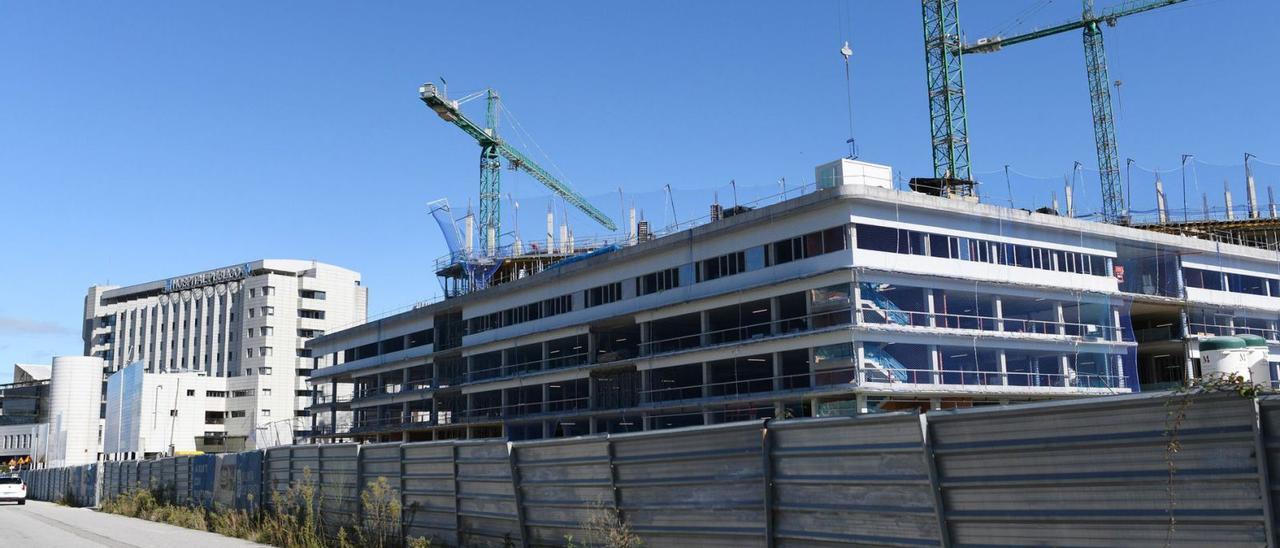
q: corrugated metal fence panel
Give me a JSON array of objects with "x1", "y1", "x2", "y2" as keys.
[
  {"x1": 235, "y1": 450, "x2": 263, "y2": 513},
  {"x1": 158, "y1": 457, "x2": 177, "y2": 499},
  {"x1": 770, "y1": 413, "x2": 942, "y2": 548},
  {"x1": 402, "y1": 441, "x2": 459, "y2": 546},
  {"x1": 317, "y1": 444, "x2": 360, "y2": 530},
  {"x1": 191, "y1": 454, "x2": 217, "y2": 509},
  {"x1": 512, "y1": 436, "x2": 613, "y2": 547},
  {"x1": 456, "y1": 440, "x2": 522, "y2": 547},
  {"x1": 930, "y1": 392, "x2": 1269, "y2": 546},
  {"x1": 613, "y1": 421, "x2": 767, "y2": 548},
  {"x1": 125, "y1": 460, "x2": 138, "y2": 493},
  {"x1": 360, "y1": 443, "x2": 404, "y2": 537},
  {"x1": 1256, "y1": 396, "x2": 1280, "y2": 545},
  {"x1": 138, "y1": 460, "x2": 154, "y2": 493},
  {"x1": 264, "y1": 446, "x2": 293, "y2": 504},
  {"x1": 175, "y1": 456, "x2": 192, "y2": 505}
]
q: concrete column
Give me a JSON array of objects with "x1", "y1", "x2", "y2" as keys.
[
  {"x1": 639, "y1": 370, "x2": 651, "y2": 403},
  {"x1": 851, "y1": 280, "x2": 863, "y2": 325},
  {"x1": 639, "y1": 322, "x2": 651, "y2": 356},
  {"x1": 929, "y1": 345, "x2": 941, "y2": 385},
  {"x1": 587, "y1": 332, "x2": 598, "y2": 364},
  {"x1": 430, "y1": 396, "x2": 439, "y2": 426},
  {"x1": 1061, "y1": 355, "x2": 1074, "y2": 387},
  {"x1": 464, "y1": 356, "x2": 474, "y2": 383},
  {"x1": 1055, "y1": 302, "x2": 1066, "y2": 336},
  {"x1": 700, "y1": 310, "x2": 711, "y2": 346},
  {"x1": 998, "y1": 349, "x2": 1009, "y2": 386},
  {"x1": 854, "y1": 343, "x2": 866, "y2": 386},
  {"x1": 1113, "y1": 307, "x2": 1123, "y2": 342},
  {"x1": 856, "y1": 393, "x2": 868, "y2": 414},
  {"x1": 330, "y1": 379, "x2": 338, "y2": 433},
  {"x1": 994, "y1": 296, "x2": 1004, "y2": 332},
  {"x1": 500, "y1": 389, "x2": 508, "y2": 419},
  {"x1": 541, "y1": 341, "x2": 550, "y2": 371},
  {"x1": 808, "y1": 348, "x2": 817, "y2": 388},
  {"x1": 772, "y1": 352, "x2": 783, "y2": 390},
  {"x1": 926, "y1": 289, "x2": 937, "y2": 328},
  {"x1": 770, "y1": 296, "x2": 781, "y2": 335},
  {"x1": 702, "y1": 362, "x2": 711, "y2": 398},
  {"x1": 587, "y1": 376, "x2": 596, "y2": 410}
]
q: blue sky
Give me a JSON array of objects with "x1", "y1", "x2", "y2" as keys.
[{"x1": 2, "y1": 1, "x2": 1277, "y2": 382}]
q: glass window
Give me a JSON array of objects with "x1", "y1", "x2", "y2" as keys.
[
  {"x1": 855, "y1": 224, "x2": 898, "y2": 253},
  {"x1": 745, "y1": 246, "x2": 767, "y2": 271},
  {"x1": 823, "y1": 226, "x2": 847, "y2": 253}
]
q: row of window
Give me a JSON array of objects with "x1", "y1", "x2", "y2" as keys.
[
  {"x1": 246, "y1": 346, "x2": 272, "y2": 358},
  {"x1": 339, "y1": 328, "x2": 435, "y2": 363},
  {"x1": 633, "y1": 225, "x2": 848, "y2": 298},
  {"x1": 585, "y1": 282, "x2": 623, "y2": 308},
  {"x1": 1184, "y1": 267, "x2": 1280, "y2": 296},
  {"x1": 249, "y1": 286, "x2": 276, "y2": 298},
  {"x1": 468, "y1": 295, "x2": 574, "y2": 334},
  {"x1": 854, "y1": 223, "x2": 1111, "y2": 277}
]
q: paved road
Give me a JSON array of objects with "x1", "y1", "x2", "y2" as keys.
[{"x1": 0, "y1": 500, "x2": 267, "y2": 547}]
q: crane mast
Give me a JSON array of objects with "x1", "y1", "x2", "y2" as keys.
[
  {"x1": 419, "y1": 82, "x2": 617, "y2": 257},
  {"x1": 922, "y1": 0, "x2": 973, "y2": 187},
  {"x1": 925, "y1": 0, "x2": 1191, "y2": 223}
]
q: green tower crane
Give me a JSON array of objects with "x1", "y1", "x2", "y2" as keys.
[
  {"x1": 922, "y1": 0, "x2": 974, "y2": 190},
  {"x1": 419, "y1": 83, "x2": 617, "y2": 256},
  {"x1": 924, "y1": 0, "x2": 1190, "y2": 222}
]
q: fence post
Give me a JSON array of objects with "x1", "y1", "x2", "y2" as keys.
[
  {"x1": 920, "y1": 413, "x2": 951, "y2": 548},
  {"x1": 761, "y1": 420, "x2": 776, "y2": 548},
  {"x1": 451, "y1": 443, "x2": 462, "y2": 546},
  {"x1": 506, "y1": 442, "x2": 530, "y2": 548},
  {"x1": 1251, "y1": 399, "x2": 1277, "y2": 546},
  {"x1": 605, "y1": 434, "x2": 623, "y2": 522},
  {"x1": 398, "y1": 444, "x2": 408, "y2": 545},
  {"x1": 355, "y1": 444, "x2": 365, "y2": 536}
]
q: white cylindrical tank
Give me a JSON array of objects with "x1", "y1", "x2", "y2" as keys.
[
  {"x1": 1199, "y1": 337, "x2": 1250, "y2": 381},
  {"x1": 47, "y1": 356, "x2": 105, "y2": 467},
  {"x1": 1238, "y1": 334, "x2": 1271, "y2": 386}
]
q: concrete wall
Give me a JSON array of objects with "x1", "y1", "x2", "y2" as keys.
[{"x1": 23, "y1": 391, "x2": 1280, "y2": 546}]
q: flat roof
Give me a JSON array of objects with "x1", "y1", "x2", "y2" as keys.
[{"x1": 96, "y1": 259, "x2": 359, "y2": 301}]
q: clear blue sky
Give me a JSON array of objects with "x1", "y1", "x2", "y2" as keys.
[{"x1": 2, "y1": 1, "x2": 1277, "y2": 382}]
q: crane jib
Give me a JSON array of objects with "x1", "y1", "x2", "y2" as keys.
[{"x1": 419, "y1": 83, "x2": 618, "y2": 233}]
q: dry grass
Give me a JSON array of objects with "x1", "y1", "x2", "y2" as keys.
[
  {"x1": 566, "y1": 500, "x2": 643, "y2": 548},
  {"x1": 98, "y1": 470, "x2": 431, "y2": 548}
]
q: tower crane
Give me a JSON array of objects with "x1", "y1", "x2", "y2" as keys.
[
  {"x1": 923, "y1": 0, "x2": 1190, "y2": 223},
  {"x1": 419, "y1": 82, "x2": 617, "y2": 256}
]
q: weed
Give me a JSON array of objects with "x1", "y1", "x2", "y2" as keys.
[{"x1": 97, "y1": 470, "x2": 432, "y2": 548}]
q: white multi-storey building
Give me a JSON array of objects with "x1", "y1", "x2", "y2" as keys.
[
  {"x1": 306, "y1": 159, "x2": 1280, "y2": 444},
  {"x1": 85, "y1": 259, "x2": 366, "y2": 447}
]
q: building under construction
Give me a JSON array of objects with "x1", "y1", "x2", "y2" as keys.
[{"x1": 299, "y1": 157, "x2": 1280, "y2": 442}]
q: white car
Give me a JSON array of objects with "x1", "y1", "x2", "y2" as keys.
[{"x1": 0, "y1": 476, "x2": 26, "y2": 505}]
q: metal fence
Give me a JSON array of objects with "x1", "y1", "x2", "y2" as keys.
[{"x1": 20, "y1": 391, "x2": 1280, "y2": 546}]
